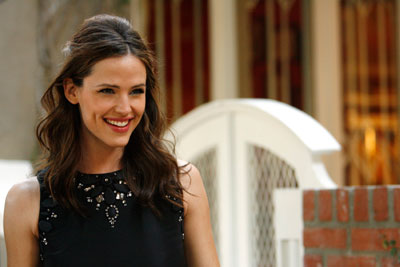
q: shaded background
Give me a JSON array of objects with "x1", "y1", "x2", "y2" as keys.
[{"x1": 1, "y1": 0, "x2": 400, "y2": 187}]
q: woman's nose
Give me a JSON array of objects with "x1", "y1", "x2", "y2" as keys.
[{"x1": 115, "y1": 95, "x2": 131, "y2": 114}]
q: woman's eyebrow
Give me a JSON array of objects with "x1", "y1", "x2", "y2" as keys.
[{"x1": 96, "y1": 83, "x2": 146, "y2": 89}]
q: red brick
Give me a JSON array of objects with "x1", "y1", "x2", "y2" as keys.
[
  {"x1": 304, "y1": 254, "x2": 322, "y2": 267},
  {"x1": 382, "y1": 257, "x2": 400, "y2": 267},
  {"x1": 336, "y1": 189, "x2": 349, "y2": 222},
  {"x1": 354, "y1": 187, "x2": 369, "y2": 222},
  {"x1": 327, "y1": 255, "x2": 376, "y2": 267},
  {"x1": 374, "y1": 187, "x2": 388, "y2": 221},
  {"x1": 319, "y1": 190, "x2": 332, "y2": 221},
  {"x1": 394, "y1": 188, "x2": 400, "y2": 222},
  {"x1": 304, "y1": 190, "x2": 315, "y2": 221},
  {"x1": 304, "y1": 228, "x2": 347, "y2": 249},
  {"x1": 352, "y1": 228, "x2": 400, "y2": 251}
]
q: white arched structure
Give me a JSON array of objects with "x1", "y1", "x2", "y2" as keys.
[{"x1": 168, "y1": 99, "x2": 340, "y2": 267}]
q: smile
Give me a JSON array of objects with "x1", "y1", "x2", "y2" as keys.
[{"x1": 104, "y1": 119, "x2": 130, "y2": 127}]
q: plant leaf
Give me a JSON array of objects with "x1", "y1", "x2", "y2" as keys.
[
  {"x1": 390, "y1": 247, "x2": 397, "y2": 256},
  {"x1": 384, "y1": 240, "x2": 389, "y2": 249}
]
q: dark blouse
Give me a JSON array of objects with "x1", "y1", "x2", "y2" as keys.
[{"x1": 37, "y1": 169, "x2": 186, "y2": 267}]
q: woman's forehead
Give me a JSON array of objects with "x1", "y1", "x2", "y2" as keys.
[{"x1": 84, "y1": 55, "x2": 146, "y2": 86}]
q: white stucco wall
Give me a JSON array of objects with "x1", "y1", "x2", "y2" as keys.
[{"x1": 0, "y1": 0, "x2": 38, "y2": 160}]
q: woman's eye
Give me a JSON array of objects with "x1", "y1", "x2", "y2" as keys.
[
  {"x1": 99, "y1": 88, "x2": 114, "y2": 94},
  {"x1": 130, "y1": 88, "x2": 145, "y2": 95}
]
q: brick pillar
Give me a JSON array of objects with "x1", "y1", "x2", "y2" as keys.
[{"x1": 303, "y1": 186, "x2": 400, "y2": 267}]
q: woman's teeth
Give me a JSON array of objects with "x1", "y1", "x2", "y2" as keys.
[{"x1": 105, "y1": 119, "x2": 129, "y2": 127}]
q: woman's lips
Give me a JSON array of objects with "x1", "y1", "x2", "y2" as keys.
[
  {"x1": 104, "y1": 118, "x2": 132, "y2": 133},
  {"x1": 105, "y1": 118, "x2": 129, "y2": 127}
]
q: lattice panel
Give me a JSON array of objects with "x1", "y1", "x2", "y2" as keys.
[
  {"x1": 248, "y1": 145, "x2": 298, "y2": 267},
  {"x1": 191, "y1": 148, "x2": 219, "y2": 253}
]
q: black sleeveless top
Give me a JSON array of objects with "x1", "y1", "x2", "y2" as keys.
[{"x1": 37, "y1": 169, "x2": 187, "y2": 267}]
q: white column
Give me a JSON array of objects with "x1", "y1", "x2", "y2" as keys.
[
  {"x1": 209, "y1": 2, "x2": 238, "y2": 267},
  {"x1": 130, "y1": 0, "x2": 148, "y2": 36},
  {"x1": 155, "y1": 0, "x2": 167, "y2": 113},
  {"x1": 209, "y1": 0, "x2": 238, "y2": 100},
  {"x1": 311, "y1": 0, "x2": 344, "y2": 186}
]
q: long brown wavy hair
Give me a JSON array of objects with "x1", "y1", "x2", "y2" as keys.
[{"x1": 35, "y1": 14, "x2": 186, "y2": 216}]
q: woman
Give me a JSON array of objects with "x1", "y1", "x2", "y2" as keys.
[{"x1": 4, "y1": 14, "x2": 219, "y2": 267}]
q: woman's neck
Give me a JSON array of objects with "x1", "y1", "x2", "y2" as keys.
[{"x1": 78, "y1": 139, "x2": 124, "y2": 174}]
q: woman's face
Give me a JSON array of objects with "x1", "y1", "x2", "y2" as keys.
[{"x1": 65, "y1": 54, "x2": 147, "y2": 151}]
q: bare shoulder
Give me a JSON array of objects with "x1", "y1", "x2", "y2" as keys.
[
  {"x1": 177, "y1": 159, "x2": 202, "y2": 194},
  {"x1": 177, "y1": 159, "x2": 208, "y2": 217},
  {"x1": 4, "y1": 177, "x2": 41, "y2": 266},
  {"x1": 4, "y1": 177, "x2": 40, "y2": 236},
  {"x1": 5, "y1": 177, "x2": 40, "y2": 208}
]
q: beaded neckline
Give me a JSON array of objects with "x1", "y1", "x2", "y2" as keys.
[
  {"x1": 37, "y1": 168, "x2": 186, "y2": 262},
  {"x1": 76, "y1": 170, "x2": 133, "y2": 228}
]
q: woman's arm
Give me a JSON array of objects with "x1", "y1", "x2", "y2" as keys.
[
  {"x1": 179, "y1": 161, "x2": 220, "y2": 267},
  {"x1": 3, "y1": 179, "x2": 40, "y2": 267}
]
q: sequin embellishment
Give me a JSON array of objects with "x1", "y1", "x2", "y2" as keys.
[
  {"x1": 38, "y1": 195, "x2": 58, "y2": 246},
  {"x1": 77, "y1": 171, "x2": 133, "y2": 228},
  {"x1": 166, "y1": 194, "x2": 185, "y2": 240},
  {"x1": 37, "y1": 170, "x2": 61, "y2": 261}
]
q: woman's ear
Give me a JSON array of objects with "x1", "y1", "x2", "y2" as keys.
[{"x1": 64, "y1": 78, "x2": 79, "y2": 104}]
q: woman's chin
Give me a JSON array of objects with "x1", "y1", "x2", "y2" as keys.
[
  {"x1": 111, "y1": 142, "x2": 130, "y2": 148},
  {"x1": 104, "y1": 138, "x2": 130, "y2": 149}
]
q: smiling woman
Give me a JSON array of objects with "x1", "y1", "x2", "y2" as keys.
[
  {"x1": 3, "y1": 14, "x2": 219, "y2": 267},
  {"x1": 64, "y1": 55, "x2": 147, "y2": 148}
]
